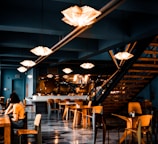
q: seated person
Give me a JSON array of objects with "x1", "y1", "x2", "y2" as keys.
[
  {"x1": 4, "y1": 92, "x2": 24, "y2": 115},
  {"x1": 1, "y1": 93, "x2": 25, "y2": 140},
  {"x1": 9, "y1": 93, "x2": 25, "y2": 129}
]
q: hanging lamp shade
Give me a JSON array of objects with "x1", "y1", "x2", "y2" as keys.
[
  {"x1": 61, "y1": 5, "x2": 101, "y2": 27},
  {"x1": 17, "y1": 66, "x2": 27, "y2": 73},
  {"x1": 114, "y1": 52, "x2": 134, "y2": 60},
  {"x1": 62, "y1": 68, "x2": 73, "y2": 74},
  {"x1": 30, "y1": 46, "x2": 52, "y2": 56},
  {"x1": 20, "y1": 60, "x2": 36, "y2": 67},
  {"x1": 80, "y1": 62, "x2": 94, "y2": 69}
]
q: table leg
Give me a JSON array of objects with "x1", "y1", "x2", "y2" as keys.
[
  {"x1": 62, "y1": 106, "x2": 68, "y2": 120},
  {"x1": 73, "y1": 109, "x2": 77, "y2": 128},
  {"x1": 82, "y1": 109, "x2": 87, "y2": 128},
  {"x1": 119, "y1": 130, "x2": 132, "y2": 144},
  {"x1": 4, "y1": 126, "x2": 10, "y2": 144}
]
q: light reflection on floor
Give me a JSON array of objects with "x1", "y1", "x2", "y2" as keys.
[{"x1": 23, "y1": 111, "x2": 120, "y2": 144}]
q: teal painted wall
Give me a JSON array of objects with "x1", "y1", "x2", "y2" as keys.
[
  {"x1": 1, "y1": 69, "x2": 26, "y2": 101},
  {"x1": 137, "y1": 76, "x2": 158, "y2": 109}
]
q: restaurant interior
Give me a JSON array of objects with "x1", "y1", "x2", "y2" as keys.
[{"x1": 0, "y1": 0, "x2": 158, "y2": 143}]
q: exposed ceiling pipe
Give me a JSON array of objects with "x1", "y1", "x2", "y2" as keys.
[{"x1": 33, "y1": 0, "x2": 126, "y2": 67}]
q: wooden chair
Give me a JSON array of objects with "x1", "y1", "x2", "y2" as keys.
[
  {"x1": 60, "y1": 99, "x2": 70, "y2": 120},
  {"x1": 69, "y1": 99, "x2": 83, "y2": 125},
  {"x1": 17, "y1": 114, "x2": 42, "y2": 144},
  {"x1": 71, "y1": 100, "x2": 92, "y2": 128},
  {"x1": 23, "y1": 99, "x2": 34, "y2": 112},
  {"x1": 125, "y1": 114, "x2": 152, "y2": 144},
  {"x1": 86, "y1": 106, "x2": 106, "y2": 144},
  {"x1": 47, "y1": 99, "x2": 61, "y2": 120},
  {"x1": 128, "y1": 102, "x2": 142, "y2": 115},
  {"x1": 139, "y1": 114, "x2": 153, "y2": 143}
]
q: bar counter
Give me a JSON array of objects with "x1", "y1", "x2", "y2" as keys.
[{"x1": 25, "y1": 95, "x2": 87, "y2": 113}]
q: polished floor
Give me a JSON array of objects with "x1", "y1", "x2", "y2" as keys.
[
  {"x1": 10, "y1": 108, "x2": 157, "y2": 144},
  {"x1": 20, "y1": 112, "x2": 120, "y2": 144}
]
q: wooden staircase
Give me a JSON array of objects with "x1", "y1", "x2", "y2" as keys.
[{"x1": 100, "y1": 36, "x2": 158, "y2": 115}]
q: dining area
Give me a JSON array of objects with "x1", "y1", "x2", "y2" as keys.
[
  {"x1": 35, "y1": 97, "x2": 158, "y2": 144},
  {"x1": 0, "y1": 94, "x2": 158, "y2": 144},
  {"x1": 41, "y1": 95, "x2": 158, "y2": 144},
  {"x1": 112, "y1": 101, "x2": 154, "y2": 144}
]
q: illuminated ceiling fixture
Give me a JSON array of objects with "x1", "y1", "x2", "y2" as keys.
[
  {"x1": 30, "y1": 46, "x2": 52, "y2": 56},
  {"x1": 17, "y1": 66, "x2": 27, "y2": 73},
  {"x1": 62, "y1": 68, "x2": 73, "y2": 74},
  {"x1": 80, "y1": 62, "x2": 94, "y2": 69},
  {"x1": 47, "y1": 74, "x2": 53, "y2": 78},
  {"x1": 20, "y1": 60, "x2": 36, "y2": 67},
  {"x1": 61, "y1": 5, "x2": 101, "y2": 27},
  {"x1": 27, "y1": 75, "x2": 33, "y2": 79},
  {"x1": 114, "y1": 52, "x2": 134, "y2": 60}
]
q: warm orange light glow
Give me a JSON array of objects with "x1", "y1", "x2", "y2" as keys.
[{"x1": 61, "y1": 5, "x2": 101, "y2": 27}]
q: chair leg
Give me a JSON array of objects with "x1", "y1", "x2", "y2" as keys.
[
  {"x1": 92, "y1": 112, "x2": 95, "y2": 131},
  {"x1": 94, "y1": 126, "x2": 98, "y2": 144},
  {"x1": 57, "y1": 110, "x2": 60, "y2": 120},
  {"x1": 37, "y1": 133, "x2": 42, "y2": 144},
  {"x1": 19, "y1": 135, "x2": 22, "y2": 144},
  {"x1": 102, "y1": 117, "x2": 106, "y2": 144}
]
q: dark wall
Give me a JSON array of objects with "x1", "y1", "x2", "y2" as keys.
[
  {"x1": 1, "y1": 69, "x2": 26, "y2": 102},
  {"x1": 137, "y1": 76, "x2": 158, "y2": 110}
]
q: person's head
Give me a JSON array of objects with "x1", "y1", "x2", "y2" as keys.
[{"x1": 10, "y1": 92, "x2": 20, "y2": 104}]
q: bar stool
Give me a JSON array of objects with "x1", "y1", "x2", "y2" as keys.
[{"x1": 47, "y1": 99, "x2": 61, "y2": 120}]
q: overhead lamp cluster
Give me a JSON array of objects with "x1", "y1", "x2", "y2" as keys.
[
  {"x1": 17, "y1": 46, "x2": 52, "y2": 72},
  {"x1": 17, "y1": 4, "x2": 100, "y2": 73},
  {"x1": 17, "y1": 3, "x2": 132, "y2": 74}
]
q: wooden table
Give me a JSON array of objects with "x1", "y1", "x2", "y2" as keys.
[
  {"x1": 72, "y1": 106, "x2": 92, "y2": 128},
  {"x1": 59, "y1": 102, "x2": 76, "y2": 120},
  {"x1": 112, "y1": 113, "x2": 140, "y2": 144},
  {"x1": 0, "y1": 115, "x2": 11, "y2": 144}
]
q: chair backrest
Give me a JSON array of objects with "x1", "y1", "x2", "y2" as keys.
[
  {"x1": 0, "y1": 97, "x2": 4, "y2": 104},
  {"x1": 34, "y1": 114, "x2": 42, "y2": 133},
  {"x1": 34, "y1": 114, "x2": 42, "y2": 144},
  {"x1": 47, "y1": 99, "x2": 53, "y2": 104},
  {"x1": 88, "y1": 101, "x2": 92, "y2": 107},
  {"x1": 75, "y1": 99, "x2": 83, "y2": 106},
  {"x1": 92, "y1": 106, "x2": 103, "y2": 114},
  {"x1": 47, "y1": 99, "x2": 54, "y2": 107},
  {"x1": 54, "y1": 99, "x2": 61, "y2": 103},
  {"x1": 128, "y1": 102, "x2": 142, "y2": 114},
  {"x1": 34, "y1": 114, "x2": 42, "y2": 127},
  {"x1": 138, "y1": 114, "x2": 152, "y2": 127}
]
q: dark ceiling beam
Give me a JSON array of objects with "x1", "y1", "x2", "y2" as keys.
[
  {"x1": 0, "y1": 25, "x2": 64, "y2": 36},
  {"x1": 118, "y1": 0, "x2": 158, "y2": 15}
]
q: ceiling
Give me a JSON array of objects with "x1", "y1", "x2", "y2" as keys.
[{"x1": 0, "y1": 0, "x2": 158, "y2": 75}]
